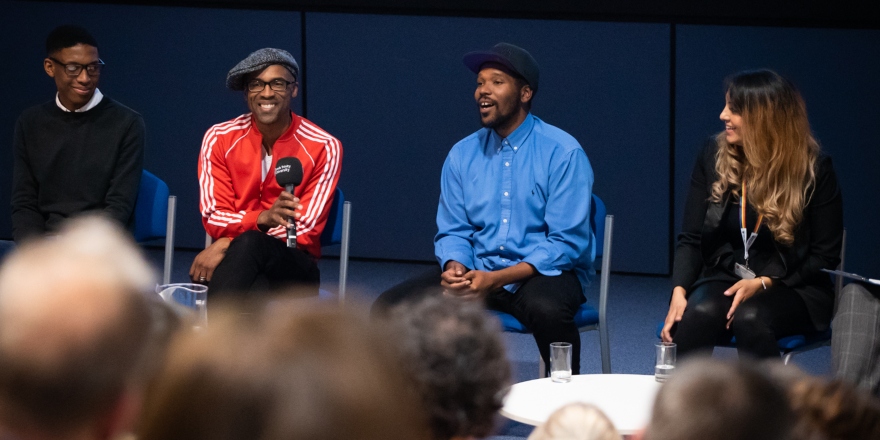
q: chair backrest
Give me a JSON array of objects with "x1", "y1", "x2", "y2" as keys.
[
  {"x1": 134, "y1": 170, "x2": 170, "y2": 242},
  {"x1": 590, "y1": 194, "x2": 606, "y2": 259},
  {"x1": 320, "y1": 188, "x2": 345, "y2": 246}
]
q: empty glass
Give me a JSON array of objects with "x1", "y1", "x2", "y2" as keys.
[{"x1": 156, "y1": 283, "x2": 208, "y2": 329}]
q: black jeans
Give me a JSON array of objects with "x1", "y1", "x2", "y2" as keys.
[
  {"x1": 372, "y1": 268, "x2": 586, "y2": 374},
  {"x1": 209, "y1": 231, "x2": 320, "y2": 298},
  {"x1": 672, "y1": 280, "x2": 815, "y2": 359}
]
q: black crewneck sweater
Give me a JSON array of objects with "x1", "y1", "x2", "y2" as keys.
[{"x1": 11, "y1": 97, "x2": 145, "y2": 242}]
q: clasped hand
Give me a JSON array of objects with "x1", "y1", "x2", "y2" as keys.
[{"x1": 440, "y1": 261, "x2": 498, "y2": 300}]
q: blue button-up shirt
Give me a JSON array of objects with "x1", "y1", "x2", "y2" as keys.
[{"x1": 435, "y1": 113, "x2": 595, "y2": 292}]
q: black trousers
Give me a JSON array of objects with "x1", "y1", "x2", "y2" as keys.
[
  {"x1": 372, "y1": 268, "x2": 586, "y2": 374},
  {"x1": 672, "y1": 280, "x2": 815, "y2": 359},
  {"x1": 209, "y1": 231, "x2": 320, "y2": 298}
]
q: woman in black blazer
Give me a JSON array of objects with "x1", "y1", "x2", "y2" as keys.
[{"x1": 661, "y1": 70, "x2": 843, "y2": 359}]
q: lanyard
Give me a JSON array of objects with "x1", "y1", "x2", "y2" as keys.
[{"x1": 740, "y1": 180, "x2": 764, "y2": 264}]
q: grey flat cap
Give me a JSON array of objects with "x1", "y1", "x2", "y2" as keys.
[{"x1": 226, "y1": 48, "x2": 299, "y2": 91}]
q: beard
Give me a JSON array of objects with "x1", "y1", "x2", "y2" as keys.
[{"x1": 479, "y1": 104, "x2": 517, "y2": 130}]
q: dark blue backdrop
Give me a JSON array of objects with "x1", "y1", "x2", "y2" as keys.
[{"x1": 2, "y1": 0, "x2": 878, "y2": 277}]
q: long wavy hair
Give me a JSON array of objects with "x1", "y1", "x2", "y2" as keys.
[{"x1": 711, "y1": 70, "x2": 820, "y2": 246}]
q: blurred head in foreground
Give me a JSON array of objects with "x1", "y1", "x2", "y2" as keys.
[
  {"x1": 138, "y1": 302, "x2": 429, "y2": 440},
  {"x1": 643, "y1": 357, "x2": 794, "y2": 440},
  {"x1": 0, "y1": 216, "x2": 157, "y2": 439},
  {"x1": 768, "y1": 364, "x2": 880, "y2": 440},
  {"x1": 527, "y1": 403, "x2": 621, "y2": 440},
  {"x1": 387, "y1": 296, "x2": 511, "y2": 440}
]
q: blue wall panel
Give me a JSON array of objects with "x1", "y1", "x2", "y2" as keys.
[
  {"x1": 306, "y1": 13, "x2": 671, "y2": 273},
  {"x1": 0, "y1": 0, "x2": 301, "y2": 248},
  {"x1": 676, "y1": 25, "x2": 880, "y2": 277}
]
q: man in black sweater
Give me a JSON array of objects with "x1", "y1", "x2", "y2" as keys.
[{"x1": 11, "y1": 25, "x2": 145, "y2": 242}]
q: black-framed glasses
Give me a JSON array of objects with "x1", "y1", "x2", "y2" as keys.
[
  {"x1": 247, "y1": 78, "x2": 295, "y2": 93},
  {"x1": 49, "y1": 57, "x2": 104, "y2": 77}
]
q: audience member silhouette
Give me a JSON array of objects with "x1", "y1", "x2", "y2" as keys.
[
  {"x1": 138, "y1": 302, "x2": 430, "y2": 440},
  {"x1": 386, "y1": 296, "x2": 511, "y2": 440},
  {"x1": 0, "y1": 217, "x2": 158, "y2": 440},
  {"x1": 642, "y1": 357, "x2": 794, "y2": 440},
  {"x1": 527, "y1": 403, "x2": 622, "y2": 440}
]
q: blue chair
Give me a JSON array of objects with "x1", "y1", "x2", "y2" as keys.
[
  {"x1": 318, "y1": 188, "x2": 352, "y2": 303},
  {"x1": 492, "y1": 194, "x2": 613, "y2": 376},
  {"x1": 133, "y1": 170, "x2": 177, "y2": 285},
  {"x1": 202, "y1": 187, "x2": 351, "y2": 302},
  {"x1": 656, "y1": 229, "x2": 846, "y2": 365}
]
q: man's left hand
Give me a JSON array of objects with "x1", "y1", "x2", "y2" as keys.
[
  {"x1": 459, "y1": 269, "x2": 500, "y2": 298},
  {"x1": 189, "y1": 237, "x2": 231, "y2": 284}
]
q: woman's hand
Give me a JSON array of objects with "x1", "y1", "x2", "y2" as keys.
[
  {"x1": 724, "y1": 277, "x2": 770, "y2": 328},
  {"x1": 661, "y1": 286, "x2": 688, "y2": 342}
]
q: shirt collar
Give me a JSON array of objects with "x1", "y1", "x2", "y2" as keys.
[
  {"x1": 489, "y1": 112, "x2": 535, "y2": 153},
  {"x1": 56, "y1": 88, "x2": 103, "y2": 113}
]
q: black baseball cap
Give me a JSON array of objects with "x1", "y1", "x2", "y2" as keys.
[{"x1": 463, "y1": 42, "x2": 539, "y2": 92}]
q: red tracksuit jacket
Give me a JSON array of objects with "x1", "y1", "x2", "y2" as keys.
[{"x1": 198, "y1": 112, "x2": 342, "y2": 258}]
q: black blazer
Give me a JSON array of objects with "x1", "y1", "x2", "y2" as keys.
[{"x1": 672, "y1": 139, "x2": 844, "y2": 330}]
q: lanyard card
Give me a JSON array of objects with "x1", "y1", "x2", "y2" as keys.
[
  {"x1": 735, "y1": 263, "x2": 756, "y2": 280},
  {"x1": 739, "y1": 180, "x2": 763, "y2": 262}
]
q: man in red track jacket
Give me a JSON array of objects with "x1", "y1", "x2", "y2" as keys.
[{"x1": 190, "y1": 48, "x2": 342, "y2": 297}]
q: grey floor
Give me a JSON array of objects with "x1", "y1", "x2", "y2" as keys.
[{"x1": 152, "y1": 248, "x2": 833, "y2": 439}]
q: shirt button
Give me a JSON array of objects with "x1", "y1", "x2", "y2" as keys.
[
  {"x1": 513, "y1": 146, "x2": 518, "y2": 151},
  {"x1": 502, "y1": 218, "x2": 508, "y2": 223},
  {"x1": 503, "y1": 192, "x2": 509, "y2": 196},
  {"x1": 505, "y1": 162, "x2": 510, "y2": 167},
  {"x1": 500, "y1": 246, "x2": 505, "y2": 250}
]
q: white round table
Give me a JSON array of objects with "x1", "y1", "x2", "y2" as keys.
[{"x1": 500, "y1": 374, "x2": 661, "y2": 435}]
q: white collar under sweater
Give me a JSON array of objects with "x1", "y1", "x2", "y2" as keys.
[{"x1": 56, "y1": 88, "x2": 103, "y2": 112}]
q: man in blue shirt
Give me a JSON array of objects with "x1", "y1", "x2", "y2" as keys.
[{"x1": 375, "y1": 43, "x2": 595, "y2": 373}]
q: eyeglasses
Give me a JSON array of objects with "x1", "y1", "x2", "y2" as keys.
[
  {"x1": 247, "y1": 78, "x2": 295, "y2": 93},
  {"x1": 49, "y1": 57, "x2": 104, "y2": 77}
]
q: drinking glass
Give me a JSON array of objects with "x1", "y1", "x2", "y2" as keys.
[
  {"x1": 156, "y1": 283, "x2": 208, "y2": 329},
  {"x1": 655, "y1": 341, "x2": 676, "y2": 382},
  {"x1": 550, "y1": 342, "x2": 573, "y2": 383}
]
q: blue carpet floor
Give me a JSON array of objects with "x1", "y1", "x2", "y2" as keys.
[{"x1": 151, "y1": 249, "x2": 833, "y2": 439}]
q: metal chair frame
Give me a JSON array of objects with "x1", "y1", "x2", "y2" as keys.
[
  {"x1": 495, "y1": 194, "x2": 613, "y2": 376},
  {"x1": 134, "y1": 170, "x2": 176, "y2": 285}
]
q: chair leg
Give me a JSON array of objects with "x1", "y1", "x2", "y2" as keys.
[
  {"x1": 163, "y1": 196, "x2": 176, "y2": 285},
  {"x1": 339, "y1": 201, "x2": 351, "y2": 305},
  {"x1": 783, "y1": 352, "x2": 793, "y2": 365},
  {"x1": 538, "y1": 356, "x2": 546, "y2": 378},
  {"x1": 600, "y1": 325, "x2": 611, "y2": 374}
]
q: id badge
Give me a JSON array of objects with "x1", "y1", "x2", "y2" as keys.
[{"x1": 735, "y1": 263, "x2": 756, "y2": 280}]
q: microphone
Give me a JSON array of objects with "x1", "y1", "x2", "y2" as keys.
[{"x1": 274, "y1": 157, "x2": 304, "y2": 248}]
